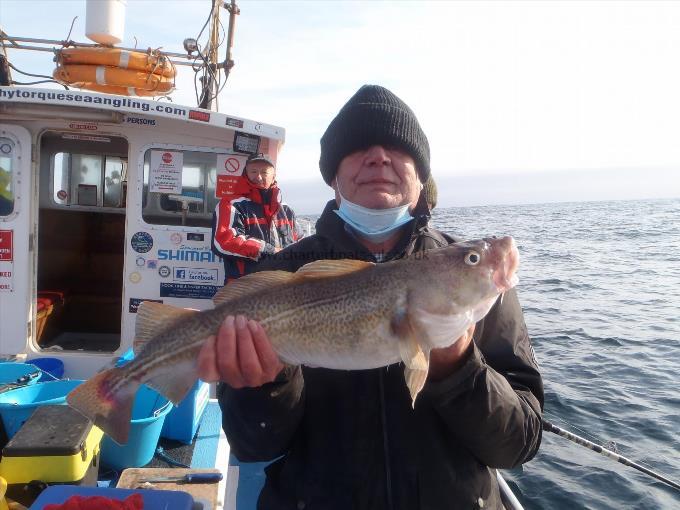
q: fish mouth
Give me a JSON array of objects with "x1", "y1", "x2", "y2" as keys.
[{"x1": 491, "y1": 236, "x2": 520, "y2": 293}]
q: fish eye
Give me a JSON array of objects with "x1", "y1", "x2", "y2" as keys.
[{"x1": 464, "y1": 251, "x2": 481, "y2": 266}]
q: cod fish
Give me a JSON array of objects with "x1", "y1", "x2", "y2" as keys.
[{"x1": 67, "y1": 236, "x2": 519, "y2": 444}]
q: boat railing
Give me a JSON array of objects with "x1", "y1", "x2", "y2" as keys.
[{"x1": 497, "y1": 471, "x2": 524, "y2": 510}]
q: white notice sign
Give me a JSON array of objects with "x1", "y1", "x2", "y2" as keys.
[
  {"x1": 216, "y1": 154, "x2": 248, "y2": 177},
  {"x1": 0, "y1": 262, "x2": 12, "y2": 292},
  {"x1": 150, "y1": 150, "x2": 183, "y2": 194}
]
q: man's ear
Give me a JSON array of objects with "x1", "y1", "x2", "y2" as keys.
[{"x1": 331, "y1": 178, "x2": 341, "y2": 206}]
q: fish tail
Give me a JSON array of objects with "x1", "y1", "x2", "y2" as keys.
[{"x1": 67, "y1": 366, "x2": 140, "y2": 445}]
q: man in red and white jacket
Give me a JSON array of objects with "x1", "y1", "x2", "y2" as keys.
[{"x1": 211, "y1": 154, "x2": 298, "y2": 283}]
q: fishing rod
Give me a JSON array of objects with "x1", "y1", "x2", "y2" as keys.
[{"x1": 542, "y1": 420, "x2": 680, "y2": 492}]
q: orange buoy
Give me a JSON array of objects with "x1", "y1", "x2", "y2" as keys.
[
  {"x1": 53, "y1": 64, "x2": 174, "y2": 95},
  {"x1": 58, "y1": 47, "x2": 176, "y2": 78}
]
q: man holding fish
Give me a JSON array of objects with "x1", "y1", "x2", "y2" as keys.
[
  {"x1": 66, "y1": 85, "x2": 541, "y2": 509},
  {"x1": 67, "y1": 85, "x2": 542, "y2": 509},
  {"x1": 198, "y1": 85, "x2": 544, "y2": 509}
]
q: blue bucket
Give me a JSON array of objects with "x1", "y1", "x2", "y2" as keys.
[
  {"x1": 28, "y1": 358, "x2": 65, "y2": 381},
  {"x1": 0, "y1": 362, "x2": 42, "y2": 388},
  {"x1": 100, "y1": 385, "x2": 173, "y2": 470},
  {"x1": 0, "y1": 379, "x2": 84, "y2": 438}
]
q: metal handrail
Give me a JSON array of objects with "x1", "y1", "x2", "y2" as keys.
[
  {"x1": 0, "y1": 31, "x2": 197, "y2": 67},
  {"x1": 497, "y1": 471, "x2": 524, "y2": 510}
]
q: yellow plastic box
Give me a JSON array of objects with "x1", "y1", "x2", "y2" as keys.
[{"x1": 0, "y1": 405, "x2": 102, "y2": 505}]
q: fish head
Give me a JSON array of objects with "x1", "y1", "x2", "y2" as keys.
[
  {"x1": 411, "y1": 236, "x2": 519, "y2": 317},
  {"x1": 398, "y1": 236, "x2": 520, "y2": 355}
]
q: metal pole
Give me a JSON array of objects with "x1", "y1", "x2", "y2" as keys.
[
  {"x1": 198, "y1": 0, "x2": 221, "y2": 110},
  {"x1": 224, "y1": 0, "x2": 239, "y2": 74},
  {"x1": 0, "y1": 33, "x2": 193, "y2": 61},
  {"x1": 543, "y1": 420, "x2": 680, "y2": 491},
  {"x1": 0, "y1": 42, "x2": 196, "y2": 67}
]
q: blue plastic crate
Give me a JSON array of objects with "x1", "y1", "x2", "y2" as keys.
[
  {"x1": 161, "y1": 379, "x2": 210, "y2": 444},
  {"x1": 27, "y1": 358, "x2": 64, "y2": 381},
  {"x1": 29, "y1": 485, "x2": 194, "y2": 510}
]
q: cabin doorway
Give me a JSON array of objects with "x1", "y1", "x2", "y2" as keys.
[{"x1": 36, "y1": 131, "x2": 128, "y2": 352}]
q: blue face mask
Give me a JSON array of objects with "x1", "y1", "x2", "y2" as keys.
[{"x1": 334, "y1": 183, "x2": 414, "y2": 243}]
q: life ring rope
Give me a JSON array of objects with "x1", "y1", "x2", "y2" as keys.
[
  {"x1": 56, "y1": 47, "x2": 176, "y2": 77},
  {"x1": 54, "y1": 64, "x2": 174, "y2": 92}
]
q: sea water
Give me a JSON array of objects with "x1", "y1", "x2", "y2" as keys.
[{"x1": 431, "y1": 197, "x2": 680, "y2": 509}]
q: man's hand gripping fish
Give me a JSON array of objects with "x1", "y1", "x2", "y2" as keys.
[{"x1": 67, "y1": 236, "x2": 519, "y2": 444}]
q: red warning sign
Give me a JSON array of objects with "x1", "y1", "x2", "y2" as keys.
[
  {"x1": 216, "y1": 175, "x2": 251, "y2": 199},
  {"x1": 162, "y1": 152, "x2": 173, "y2": 164},
  {"x1": 0, "y1": 230, "x2": 12, "y2": 261},
  {"x1": 215, "y1": 154, "x2": 248, "y2": 199}
]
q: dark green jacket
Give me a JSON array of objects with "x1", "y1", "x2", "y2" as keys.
[{"x1": 219, "y1": 200, "x2": 544, "y2": 510}]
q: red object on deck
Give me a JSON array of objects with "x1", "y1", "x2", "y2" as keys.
[
  {"x1": 38, "y1": 290, "x2": 67, "y2": 306},
  {"x1": 35, "y1": 290, "x2": 68, "y2": 344},
  {"x1": 43, "y1": 493, "x2": 144, "y2": 510}
]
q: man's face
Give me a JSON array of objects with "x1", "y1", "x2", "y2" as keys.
[
  {"x1": 333, "y1": 145, "x2": 421, "y2": 209},
  {"x1": 245, "y1": 161, "x2": 276, "y2": 189}
]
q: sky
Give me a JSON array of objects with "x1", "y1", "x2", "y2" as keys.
[{"x1": 2, "y1": 0, "x2": 679, "y2": 213}]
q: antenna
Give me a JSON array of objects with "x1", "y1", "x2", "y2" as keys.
[
  {"x1": 198, "y1": 1, "x2": 221, "y2": 111},
  {"x1": 198, "y1": 0, "x2": 239, "y2": 111}
]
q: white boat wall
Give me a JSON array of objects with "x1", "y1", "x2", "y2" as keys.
[{"x1": 0, "y1": 86, "x2": 285, "y2": 380}]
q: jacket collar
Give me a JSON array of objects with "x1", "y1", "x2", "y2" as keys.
[{"x1": 247, "y1": 181, "x2": 281, "y2": 221}]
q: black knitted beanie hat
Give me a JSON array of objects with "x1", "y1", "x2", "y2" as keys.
[{"x1": 319, "y1": 85, "x2": 431, "y2": 185}]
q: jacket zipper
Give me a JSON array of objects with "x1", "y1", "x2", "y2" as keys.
[{"x1": 379, "y1": 369, "x2": 395, "y2": 510}]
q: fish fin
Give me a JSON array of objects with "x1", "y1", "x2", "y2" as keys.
[
  {"x1": 212, "y1": 271, "x2": 295, "y2": 306},
  {"x1": 398, "y1": 334, "x2": 429, "y2": 372},
  {"x1": 134, "y1": 302, "x2": 197, "y2": 354},
  {"x1": 145, "y1": 358, "x2": 198, "y2": 405},
  {"x1": 400, "y1": 337, "x2": 430, "y2": 406},
  {"x1": 294, "y1": 259, "x2": 374, "y2": 279},
  {"x1": 393, "y1": 309, "x2": 431, "y2": 406},
  {"x1": 269, "y1": 365, "x2": 304, "y2": 406},
  {"x1": 67, "y1": 367, "x2": 139, "y2": 445},
  {"x1": 404, "y1": 360, "x2": 430, "y2": 408}
]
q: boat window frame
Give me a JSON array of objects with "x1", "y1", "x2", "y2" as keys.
[
  {"x1": 44, "y1": 131, "x2": 129, "y2": 212},
  {"x1": 0, "y1": 137, "x2": 17, "y2": 218},
  {"x1": 51, "y1": 152, "x2": 128, "y2": 209}
]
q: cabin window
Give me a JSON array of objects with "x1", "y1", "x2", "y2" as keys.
[
  {"x1": 142, "y1": 148, "x2": 220, "y2": 227},
  {"x1": 0, "y1": 138, "x2": 15, "y2": 216},
  {"x1": 53, "y1": 152, "x2": 127, "y2": 208}
]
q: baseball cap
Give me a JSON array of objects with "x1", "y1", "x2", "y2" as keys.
[{"x1": 246, "y1": 153, "x2": 276, "y2": 168}]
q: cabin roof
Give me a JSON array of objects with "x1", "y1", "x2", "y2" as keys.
[{"x1": 0, "y1": 86, "x2": 284, "y2": 141}]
